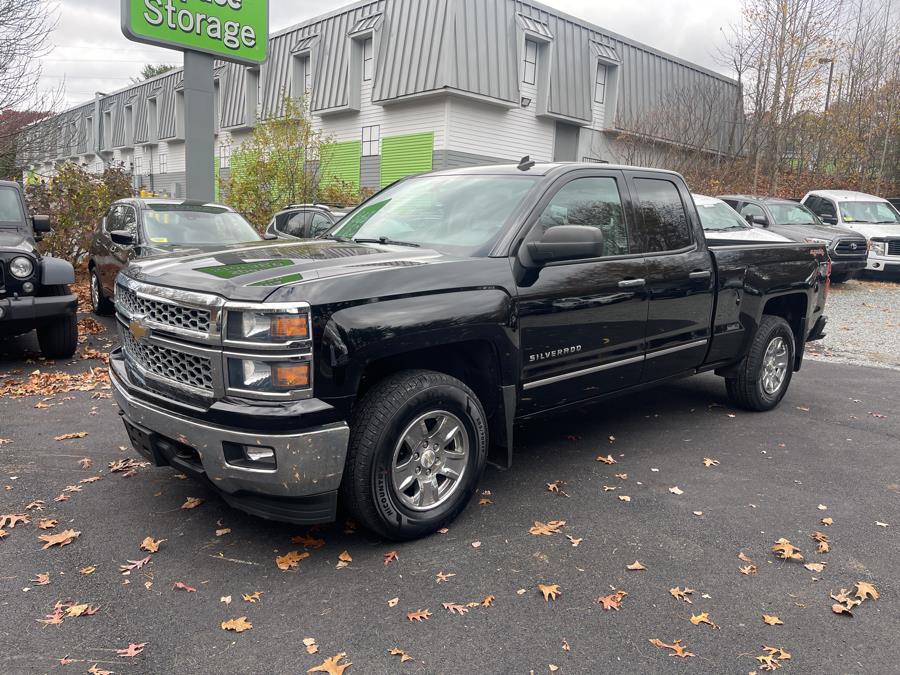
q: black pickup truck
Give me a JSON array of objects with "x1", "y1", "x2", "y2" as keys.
[
  {"x1": 0, "y1": 180, "x2": 78, "y2": 358},
  {"x1": 110, "y1": 163, "x2": 829, "y2": 540}
]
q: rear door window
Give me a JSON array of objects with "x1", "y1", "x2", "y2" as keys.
[
  {"x1": 632, "y1": 178, "x2": 692, "y2": 252},
  {"x1": 739, "y1": 203, "x2": 766, "y2": 220},
  {"x1": 105, "y1": 206, "x2": 122, "y2": 232}
]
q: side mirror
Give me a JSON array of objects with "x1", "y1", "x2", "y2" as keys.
[
  {"x1": 110, "y1": 230, "x2": 136, "y2": 246},
  {"x1": 263, "y1": 233, "x2": 278, "y2": 241},
  {"x1": 524, "y1": 225, "x2": 605, "y2": 266},
  {"x1": 820, "y1": 214, "x2": 837, "y2": 225},
  {"x1": 745, "y1": 214, "x2": 769, "y2": 228},
  {"x1": 32, "y1": 215, "x2": 51, "y2": 234}
]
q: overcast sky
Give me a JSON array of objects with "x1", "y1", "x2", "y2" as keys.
[{"x1": 41, "y1": 0, "x2": 743, "y2": 109}]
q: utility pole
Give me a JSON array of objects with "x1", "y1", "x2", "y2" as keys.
[{"x1": 819, "y1": 58, "x2": 835, "y2": 112}]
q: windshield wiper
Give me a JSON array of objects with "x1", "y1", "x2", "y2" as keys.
[
  {"x1": 354, "y1": 237, "x2": 420, "y2": 248},
  {"x1": 321, "y1": 234, "x2": 351, "y2": 242}
]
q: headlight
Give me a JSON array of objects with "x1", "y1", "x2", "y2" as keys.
[
  {"x1": 228, "y1": 358, "x2": 311, "y2": 394},
  {"x1": 9, "y1": 256, "x2": 34, "y2": 279},
  {"x1": 226, "y1": 306, "x2": 310, "y2": 345},
  {"x1": 804, "y1": 237, "x2": 830, "y2": 245},
  {"x1": 871, "y1": 241, "x2": 887, "y2": 256}
]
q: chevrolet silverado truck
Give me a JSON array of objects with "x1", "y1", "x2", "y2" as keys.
[
  {"x1": 0, "y1": 180, "x2": 78, "y2": 358},
  {"x1": 110, "y1": 163, "x2": 830, "y2": 540}
]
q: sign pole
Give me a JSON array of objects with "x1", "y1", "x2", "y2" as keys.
[{"x1": 183, "y1": 51, "x2": 216, "y2": 203}]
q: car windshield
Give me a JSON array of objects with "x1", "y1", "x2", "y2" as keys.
[
  {"x1": 142, "y1": 205, "x2": 261, "y2": 246},
  {"x1": 768, "y1": 203, "x2": 819, "y2": 225},
  {"x1": 839, "y1": 200, "x2": 900, "y2": 225},
  {"x1": 0, "y1": 186, "x2": 25, "y2": 228},
  {"x1": 332, "y1": 175, "x2": 540, "y2": 254},
  {"x1": 696, "y1": 201, "x2": 749, "y2": 231}
]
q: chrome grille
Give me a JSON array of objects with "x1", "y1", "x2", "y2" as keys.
[
  {"x1": 117, "y1": 284, "x2": 211, "y2": 333},
  {"x1": 120, "y1": 324, "x2": 214, "y2": 392},
  {"x1": 833, "y1": 238, "x2": 867, "y2": 257},
  {"x1": 888, "y1": 240, "x2": 900, "y2": 256}
]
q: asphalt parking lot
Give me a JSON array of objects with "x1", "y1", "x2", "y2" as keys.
[{"x1": 1, "y1": 293, "x2": 898, "y2": 674}]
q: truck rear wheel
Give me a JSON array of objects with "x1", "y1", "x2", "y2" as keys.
[
  {"x1": 725, "y1": 315, "x2": 795, "y2": 412},
  {"x1": 341, "y1": 370, "x2": 488, "y2": 540},
  {"x1": 36, "y1": 285, "x2": 78, "y2": 360}
]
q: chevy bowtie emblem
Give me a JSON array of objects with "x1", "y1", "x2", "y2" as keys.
[{"x1": 129, "y1": 319, "x2": 149, "y2": 340}]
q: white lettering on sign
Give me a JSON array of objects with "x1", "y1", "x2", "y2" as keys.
[{"x1": 141, "y1": 0, "x2": 256, "y2": 52}]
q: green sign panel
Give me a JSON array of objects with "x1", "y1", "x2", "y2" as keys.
[{"x1": 122, "y1": 0, "x2": 268, "y2": 65}]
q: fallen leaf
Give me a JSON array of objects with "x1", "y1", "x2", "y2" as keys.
[
  {"x1": 615, "y1": 472, "x2": 628, "y2": 480},
  {"x1": 804, "y1": 562, "x2": 826, "y2": 573},
  {"x1": 690, "y1": 612, "x2": 719, "y2": 629},
  {"x1": 740, "y1": 564, "x2": 758, "y2": 575},
  {"x1": 119, "y1": 556, "x2": 151, "y2": 575},
  {"x1": 478, "y1": 497, "x2": 492, "y2": 505},
  {"x1": 0, "y1": 529, "x2": 6, "y2": 540},
  {"x1": 817, "y1": 504, "x2": 828, "y2": 511},
  {"x1": 39, "y1": 529, "x2": 80, "y2": 550},
  {"x1": 31, "y1": 572, "x2": 50, "y2": 586},
  {"x1": 291, "y1": 534, "x2": 325, "y2": 549},
  {"x1": 756, "y1": 646, "x2": 792, "y2": 671},
  {"x1": 703, "y1": 457, "x2": 720, "y2": 467},
  {"x1": 482, "y1": 594, "x2": 495, "y2": 608},
  {"x1": 649, "y1": 638, "x2": 695, "y2": 658},
  {"x1": 140, "y1": 537, "x2": 165, "y2": 553},
  {"x1": 549, "y1": 665, "x2": 559, "y2": 672},
  {"x1": 738, "y1": 552, "x2": 753, "y2": 563},
  {"x1": 762, "y1": 614, "x2": 783, "y2": 626},
  {"x1": 771, "y1": 538, "x2": 803, "y2": 561},
  {"x1": 87, "y1": 665, "x2": 112, "y2": 675},
  {"x1": 538, "y1": 583, "x2": 561, "y2": 601},
  {"x1": 566, "y1": 535, "x2": 583, "y2": 547},
  {"x1": 529, "y1": 520, "x2": 566, "y2": 536},
  {"x1": 875, "y1": 521, "x2": 888, "y2": 528},
  {"x1": 54, "y1": 432, "x2": 88, "y2": 441},
  {"x1": 442, "y1": 602, "x2": 469, "y2": 615},
  {"x1": 24, "y1": 500, "x2": 44, "y2": 511},
  {"x1": 387, "y1": 597, "x2": 399, "y2": 607},
  {"x1": 855, "y1": 581, "x2": 879, "y2": 601},
  {"x1": 821, "y1": 517, "x2": 833, "y2": 526},
  {"x1": 80, "y1": 476, "x2": 102, "y2": 484},
  {"x1": 221, "y1": 617, "x2": 252, "y2": 633},
  {"x1": 626, "y1": 560, "x2": 646, "y2": 571},
  {"x1": 618, "y1": 495, "x2": 632, "y2": 503},
  {"x1": 471, "y1": 541, "x2": 481, "y2": 548},
  {"x1": 669, "y1": 486, "x2": 684, "y2": 495},
  {"x1": 63, "y1": 484, "x2": 82, "y2": 494},
  {"x1": 308, "y1": 653, "x2": 352, "y2": 675},
  {"x1": 335, "y1": 550, "x2": 352, "y2": 569},
  {"x1": 303, "y1": 637, "x2": 319, "y2": 655},
  {"x1": 596, "y1": 454, "x2": 617, "y2": 465},
  {"x1": 78, "y1": 458, "x2": 92, "y2": 469},
  {"x1": 670, "y1": 586, "x2": 694, "y2": 604},
  {"x1": 0, "y1": 513, "x2": 29, "y2": 529},
  {"x1": 407, "y1": 609, "x2": 431, "y2": 622},
  {"x1": 216, "y1": 528, "x2": 232, "y2": 537},
  {"x1": 383, "y1": 550, "x2": 399, "y2": 566},
  {"x1": 116, "y1": 642, "x2": 148, "y2": 658},
  {"x1": 693, "y1": 511, "x2": 703, "y2": 516},
  {"x1": 436, "y1": 571, "x2": 455, "y2": 583},
  {"x1": 79, "y1": 565, "x2": 96, "y2": 575},
  {"x1": 242, "y1": 591, "x2": 263, "y2": 603},
  {"x1": 597, "y1": 590, "x2": 627, "y2": 611},
  {"x1": 181, "y1": 497, "x2": 204, "y2": 510},
  {"x1": 37, "y1": 519, "x2": 57, "y2": 530},
  {"x1": 274, "y1": 550, "x2": 309, "y2": 571},
  {"x1": 389, "y1": 647, "x2": 413, "y2": 663},
  {"x1": 173, "y1": 581, "x2": 197, "y2": 592}
]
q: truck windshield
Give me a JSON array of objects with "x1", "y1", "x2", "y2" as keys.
[
  {"x1": 0, "y1": 186, "x2": 25, "y2": 228},
  {"x1": 697, "y1": 202, "x2": 749, "y2": 231},
  {"x1": 767, "y1": 203, "x2": 819, "y2": 225},
  {"x1": 143, "y1": 205, "x2": 261, "y2": 246},
  {"x1": 839, "y1": 201, "x2": 900, "y2": 225},
  {"x1": 332, "y1": 175, "x2": 540, "y2": 254}
]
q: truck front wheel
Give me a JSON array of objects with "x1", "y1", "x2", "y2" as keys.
[
  {"x1": 341, "y1": 370, "x2": 488, "y2": 540},
  {"x1": 725, "y1": 315, "x2": 795, "y2": 411},
  {"x1": 35, "y1": 285, "x2": 78, "y2": 360}
]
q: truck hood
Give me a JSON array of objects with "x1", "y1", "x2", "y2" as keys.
[
  {"x1": 0, "y1": 228, "x2": 36, "y2": 254},
  {"x1": 843, "y1": 222, "x2": 900, "y2": 239},
  {"x1": 124, "y1": 239, "x2": 450, "y2": 302}
]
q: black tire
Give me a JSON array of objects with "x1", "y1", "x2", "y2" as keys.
[
  {"x1": 90, "y1": 267, "x2": 114, "y2": 315},
  {"x1": 725, "y1": 315, "x2": 796, "y2": 412},
  {"x1": 36, "y1": 285, "x2": 78, "y2": 360},
  {"x1": 340, "y1": 370, "x2": 488, "y2": 541}
]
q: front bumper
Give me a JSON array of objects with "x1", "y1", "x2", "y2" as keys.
[
  {"x1": 0, "y1": 293, "x2": 76, "y2": 325},
  {"x1": 110, "y1": 349, "x2": 350, "y2": 524},
  {"x1": 829, "y1": 259, "x2": 866, "y2": 275},
  {"x1": 866, "y1": 254, "x2": 900, "y2": 274}
]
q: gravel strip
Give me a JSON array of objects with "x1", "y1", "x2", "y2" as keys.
[{"x1": 806, "y1": 278, "x2": 900, "y2": 370}]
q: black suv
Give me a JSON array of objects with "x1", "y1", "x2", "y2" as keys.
[
  {"x1": 718, "y1": 195, "x2": 868, "y2": 282},
  {"x1": 0, "y1": 180, "x2": 78, "y2": 358},
  {"x1": 264, "y1": 204, "x2": 349, "y2": 240},
  {"x1": 88, "y1": 199, "x2": 261, "y2": 315}
]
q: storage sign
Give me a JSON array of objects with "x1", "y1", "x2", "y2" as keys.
[{"x1": 122, "y1": 0, "x2": 268, "y2": 65}]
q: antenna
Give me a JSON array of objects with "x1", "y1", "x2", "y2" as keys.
[{"x1": 517, "y1": 155, "x2": 536, "y2": 171}]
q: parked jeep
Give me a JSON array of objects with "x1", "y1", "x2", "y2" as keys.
[{"x1": 0, "y1": 181, "x2": 78, "y2": 359}]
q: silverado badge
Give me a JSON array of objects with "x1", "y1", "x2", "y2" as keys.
[{"x1": 129, "y1": 319, "x2": 149, "y2": 341}]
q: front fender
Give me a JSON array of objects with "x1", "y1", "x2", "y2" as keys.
[
  {"x1": 40, "y1": 257, "x2": 76, "y2": 286},
  {"x1": 315, "y1": 289, "x2": 518, "y2": 400}
]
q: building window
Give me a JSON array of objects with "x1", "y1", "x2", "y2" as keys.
[
  {"x1": 362, "y1": 125, "x2": 380, "y2": 156},
  {"x1": 134, "y1": 157, "x2": 142, "y2": 175},
  {"x1": 220, "y1": 144, "x2": 231, "y2": 168},
  {"x1": 362, "y1": 38, "x2": 374, "y2": 81},
  {"x1": 595, "y1": 63, "x2": 607, "y2": 104},
  {"x1": 523, "y1": 40, "x2": 538, "y2": 85},
  {"x1": 159, "y1": 154, "x2": 168, "y2": 174}
]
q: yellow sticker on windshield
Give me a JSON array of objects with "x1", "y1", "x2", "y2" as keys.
[{"x1": 150, "y1": 237, "x2": 169, "y2": 243}]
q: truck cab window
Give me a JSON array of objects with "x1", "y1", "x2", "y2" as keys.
[
  {"x1": 537, "y1": 177, "x2": 628, "y2": 256},
  {"x1": 740, "y1": 203, "x2": 766, "y2": 220},
  {"x1": 0, "y1": 186, "x2": 24, "y2": 225},
  {"x1": 632, "y1": 178, "x2": 692, "y2": 252}
]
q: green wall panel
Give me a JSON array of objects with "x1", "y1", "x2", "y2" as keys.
[
  {"x1": 380, "y1": 132, "x2": 434, "y2": 187},
  {"x1": 319, "y1": 140, "x2": 361, "y2": 190}
]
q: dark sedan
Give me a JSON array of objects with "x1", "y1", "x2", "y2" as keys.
[
  {"x1": 718, "y1": 195, "x2": 868, "y2": 282},
  {"x1": 87, "y1": 199, "x2": 261, "y2": 315}
]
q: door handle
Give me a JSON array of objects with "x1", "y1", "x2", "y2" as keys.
[
  {"x1": 689, "y1": 271, "x2": 712, "y2": 280},
  {"x1": 618, "y1": 278, "x2": 646, "y2": 289}
]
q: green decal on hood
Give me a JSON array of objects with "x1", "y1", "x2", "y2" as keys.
[
  {"x1": 195, "y1": 259, "x2": 293, "y2": 279},
  {"x1": 250, "y1": 273, "x2": 304, "y2": 287}
]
